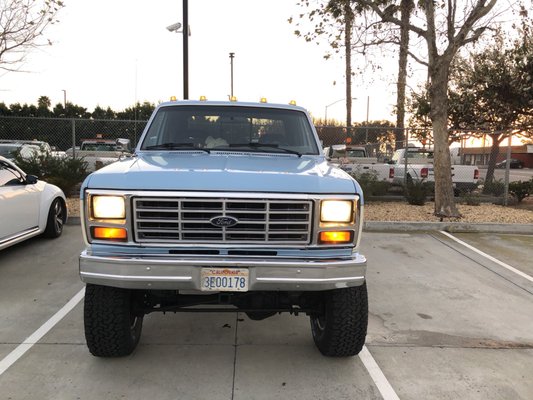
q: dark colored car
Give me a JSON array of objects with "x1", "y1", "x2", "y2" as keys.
[{"x1": 495, "y1": 159, "x2": 525, "y2": 169}]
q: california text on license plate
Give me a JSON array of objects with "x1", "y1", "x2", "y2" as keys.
[{"x1": 200, "y1": 268, "x2": 249, "y2": 292}]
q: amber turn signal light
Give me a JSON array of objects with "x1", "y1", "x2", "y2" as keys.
[
  {"x1": 319, "y1": 231, "x2": 352, "y2": 244},
  {"x1": 93, "y1": 227, "x2": 127, "y2": 241}
]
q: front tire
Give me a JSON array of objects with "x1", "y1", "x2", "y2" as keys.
[
  {"x1": 310, "y1": 284, "x2": 368, "y2": 357},
  {"x1": 84, "y1": 284, "x2": 144, "y2": 357},
  {"x1": 43, "y1": 198, "x2": 66, "y2": 238}
]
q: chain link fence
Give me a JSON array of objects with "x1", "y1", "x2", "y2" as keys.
[
  {"x1": 316, "y1": 125, "x2": 532, "y2": 204},
  {"x1": 1, "y1": 117, "x2": 530, "y2": 204},
  {"x1": 0, "y1": 116, "x2": 148, "y2": 152}
]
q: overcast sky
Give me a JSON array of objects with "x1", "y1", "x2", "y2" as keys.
[{"x1": 0, "y1": 0, "x2": 401, "y2": 122}]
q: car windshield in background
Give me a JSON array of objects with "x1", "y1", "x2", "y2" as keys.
[
  {"x1": 140, "y1": 105, "x2": 319, "y2": 155},
  {"x1": 83, "y1": 143, "x2": 117, "y2": 151},
  {"x1": 407, "y1": 150, "x2": 433, "y2": 159},
  {"x1": 0, "y1": 144, "x2": 21, "y2": 158},
  {"x1": 331, "y1": 149, "x2": 366, "y2": 158}
]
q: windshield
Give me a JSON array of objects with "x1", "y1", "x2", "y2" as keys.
[
  {"x1": 140, "y1": 105, "x2": 319, "y2": 155},
  {"x1": 331, "y1": 148, "x2": 366, "y2": 158},
  {"x1": 82, "y1": 143, "x2": 117, "y2": 151},
  {"x1": 0, "y1": 144, "x2": 21, "y2": 158}
]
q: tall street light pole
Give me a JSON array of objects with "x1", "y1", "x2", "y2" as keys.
[
  {"x1": 182, "y1": 0, "x2": 189, "y2": 100},
  {"x1": 62, "y1": 89, "x2": 66, "y2": 110},
  {"x1": 229, "y1": 52, "x2": 235, "y2": 98},
  {"x1": 324, "y1": 97, "x2": 356, "y2": 125}
]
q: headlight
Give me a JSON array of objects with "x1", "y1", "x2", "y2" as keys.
[
  {"x1": 92, "y1": 195, "x2": 125, "y2": 219},
  {"x1": 320, "y1": 200, "x2": 353, "y2": 223}
]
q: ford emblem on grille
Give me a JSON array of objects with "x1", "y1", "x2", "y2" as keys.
[{"x1": 210, "y1": 216, "x2": 239, "y2": 228}]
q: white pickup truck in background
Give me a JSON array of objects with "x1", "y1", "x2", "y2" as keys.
[
  {"x1": 66, "y1": 138, "x2": 131, "y2": 171},
  {"x1": 324, "y1": 144, "x2": 395, "y2": 182},
  {"x1": 390, "y1": 147, "x2": 480, "y2": 194}
]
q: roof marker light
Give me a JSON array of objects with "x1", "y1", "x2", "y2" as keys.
[
  {"x1": 260, "y1": 97, "x2": 267, "y2": 103},
  {"x1": 199, "y1": 95, "x2": 207, "y2": 101},
  {"x1": 170, "y1": 96, "x2": 177, "y2": 101},
  {"x1": 289, "y1": 100, "x2": 297, "y2": 105},
  {"x1": 230, "y1": 96, "x2": 238, "y2": 102}
]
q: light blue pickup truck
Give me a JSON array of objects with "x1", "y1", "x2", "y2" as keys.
[{"x1": 79, "y1": 100, "x2": 368, "y2": 358}]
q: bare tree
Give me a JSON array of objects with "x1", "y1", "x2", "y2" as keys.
[
  {"x1": 0, "y1": 0, "x2": 64, "y2": 72},
  {"x1": 293, "y1": 1, "x2": 417, "y2": 153},
  {"x1": 291, "y1": 1, "x2": 355, "y2": 131},
  {"x1": 395, "y1": 0, "x2": 414, "y2": 148},
  {"x1": 356, "y1": 0, "x2": 498, "y2": 217}
]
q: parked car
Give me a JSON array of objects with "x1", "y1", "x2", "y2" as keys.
[
  {"x1": 0, "y1": 140, "x2": 67, "y2": 161},
  {"x1": 495, "y1": 158, "x2": 524, "y2": 169},
  {"x1": 65, "y1": 138, "x2": 131, "y2": 172},
  {"x1": 0, "y1": 156, "x2": 67, "y2": 250},
  {"x1": 0, "y1": 142, "x2": 40, "y2": 160}
]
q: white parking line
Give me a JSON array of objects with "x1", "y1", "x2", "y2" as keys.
[
  {"x1": 0, "y1": 287, "x2": 85, "y2": 376},
  {"x1": 359, "y1": 346, "x2": 401, "y2": 400},
  {"x1": 440, "y1": 231, "x2": 533, "y2": 283}
]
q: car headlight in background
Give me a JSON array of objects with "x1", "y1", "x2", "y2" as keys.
[
  {"x1": 320, "y1": 200, "x2": 354, "y2": 223},
  {"x1": 91, "y1": 195, "x2": 126, "y2": 219}
]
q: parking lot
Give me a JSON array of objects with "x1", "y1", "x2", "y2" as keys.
[{"x1": 0, "y1": 226, "x2": 531, "y2": 400}]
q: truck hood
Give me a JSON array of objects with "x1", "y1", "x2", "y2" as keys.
[{"x1": 83, "y1": 152, "x2": 358, "y2": 195}]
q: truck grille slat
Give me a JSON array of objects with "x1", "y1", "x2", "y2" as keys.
[{"x1": 133, "y1": 197, "x2": 313, "y2": 244}]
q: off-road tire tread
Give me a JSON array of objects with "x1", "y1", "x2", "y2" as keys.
[
  {"x1": 84, "y1": 284, "x2": 143, "y2": 357},
  {"x1": 311, "y1": 284, "x2": 368, "y2": 357}
]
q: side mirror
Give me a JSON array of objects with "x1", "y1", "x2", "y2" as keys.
[
  {"x1": 116, "y1": 138, "x2": 131, "y2": 152},
  {"x1": 26, "y1": 175, "x2": 38, "y2": 185}
]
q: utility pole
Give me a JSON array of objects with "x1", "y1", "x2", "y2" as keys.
[
  {"x1": 62, "y1": 89, "x2": 66, "y2": 110},
  {"x1": 183, "y1": 0, "x2": 189, "y2": 99},
  {"x1": 229, "y1": 52, "x2": 235, "y2": 98},
  {"x1": 365, "y1": 96, "x2": 369, "y2": 143}
]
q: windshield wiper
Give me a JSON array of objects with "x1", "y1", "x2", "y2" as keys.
[
  {"x1": 228, "y1": 143, "x2": 301, "y2": 157},
  {"x1": 144, "y1": 142, "x2": 210, "y2": 153}
]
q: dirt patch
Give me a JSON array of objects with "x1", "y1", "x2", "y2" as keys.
[{"x1": 364, "y1": 201, "x2": 533, "y2": 223}]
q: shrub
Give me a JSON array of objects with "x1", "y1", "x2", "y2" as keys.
[
  {"x1": 483, "y1": 179, "x2": 505, "y2": 196},
  {"x1": 14, "y1": 150, "x2": 88, "y2": 196},
  {"x1": 460, "y1": 191, "x2": 481, "y2": 206},
  {"x1": 508, "y1": 180, "x2": 532, "y2": 203},
  {"x1": 404, "y1": 174, "x2": 433, "y2": 205},
  {"x1": 350, "y1": 171, "x2": 391, "y2": 199}
]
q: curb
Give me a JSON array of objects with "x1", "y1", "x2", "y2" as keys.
[
  {"x1": 66, "y1": 216, "x2": 533, "y2": 234},
  {"x1": 364, "y1": 221, "x2": 533, "y2": 234}
]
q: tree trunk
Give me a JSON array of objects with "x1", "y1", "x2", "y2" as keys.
[
  {"x1": 482, "y1": 133, "x2": 504, "y2": 192},
  {"x1": 396, "y1": 0, "x2": 413, "y2": 149},
  {"x1": 344, "y1": 0, "x2": 353, "y2": 137},
  {"x1": 429, "y1": 61, "x2": 460, "y2": 218}
]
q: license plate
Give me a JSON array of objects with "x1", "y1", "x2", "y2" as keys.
[{"x1": 200, "y1": 268, "x2": 249, "y2": 292}]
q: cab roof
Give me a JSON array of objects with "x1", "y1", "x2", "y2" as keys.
[{"x1": 157, "y1": 100, "x2": 308, "y2": 113}]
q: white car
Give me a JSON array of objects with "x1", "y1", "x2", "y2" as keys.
[
  {"x1": 0, "y1": 156, "x2": 67, "y2": 250},
  {"x1": 0, "y1": 141, "x2": 67, "y2": 161}
]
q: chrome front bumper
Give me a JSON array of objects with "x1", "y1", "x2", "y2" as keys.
[{"x1": 79, "y1": 250, "x2": 367, "y2": 291}]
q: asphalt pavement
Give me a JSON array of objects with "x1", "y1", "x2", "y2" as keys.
[{"x1": 0, "y1": 226, "x2": 532, "y2": 399}]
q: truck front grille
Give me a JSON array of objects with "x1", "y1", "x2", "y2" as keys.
[{"x1": 133, "y1": 197, "x2": 313, "y2": 244}]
